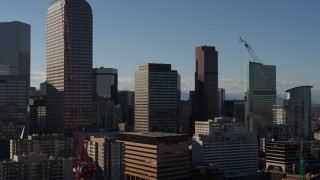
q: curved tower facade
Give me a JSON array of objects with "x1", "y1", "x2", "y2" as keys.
[{"x1": 46, "y1": 0, "x2": 93, "y2": 135}]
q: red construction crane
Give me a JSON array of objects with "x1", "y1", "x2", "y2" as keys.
[{"x1": 60, "y1": 0, "x2": 95, "y2": 179}]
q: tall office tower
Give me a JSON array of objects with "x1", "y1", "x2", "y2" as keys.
[
  {"x1": 93, "y1": 67, "x2": 118, "y2": 103},
  {"x1": 246, "y1": 61, "x2": 276, "y2": 137},
  {"x1": 218, "y1": 88, "x2": 225, "y2": 117},
  {"x1": 118, "y1": 91, "x2": 135, "y2": 130},
  {"x1": 194, "y1": 46, "x2": 219, "y2": 121},
  {"x1": 46, "y1": 0, "x2": 93, "y2": 135},
  {"x1": 117, "y1": 132, "x2": 190, "y2": 180},
  {"x1": 135, "y1": 63, "x2": 179, "y2": 133},
  {"x1": 87, "y1": 136, "x2": 124, "y2": 180},
  {"x1": 0, "y1": 21, "x2": 30, "y2": 84},
  {"x1": 93, "y1": 68, "x2": 119, "y2": 130},
  {"x1": 0, "y1": 21, "x2": 30, "y2": 160},
  {"x1": 285, "y1": 86, "x2": 312, "y2": 139}
]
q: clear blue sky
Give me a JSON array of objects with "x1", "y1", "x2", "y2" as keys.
[{"x1": 1, "y1": 0, "x2": 319, "y2": 102}]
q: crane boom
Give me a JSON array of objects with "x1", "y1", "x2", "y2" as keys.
[{"x1": 60, "y1": 0, "x2": 95, "y2": 179}]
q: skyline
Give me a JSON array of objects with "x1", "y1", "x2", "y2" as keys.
[{"x1": 1, "y1": 0, "x2": 319, "y2": 102}]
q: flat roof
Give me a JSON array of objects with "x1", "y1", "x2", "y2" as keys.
[{"x1": 118, "y1": 131, "x2": 186, "y2": 138}]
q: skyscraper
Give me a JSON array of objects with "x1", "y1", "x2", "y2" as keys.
[
  {"x1": 246, "y1": 61, "x2": 276, "y2": 136},
  {"x1": 0, "y1": 21, "x2": 30, "y2": 160},
  {"x1": 285, "y1": 86, "x2": 312, "y2": 139},
  {"x1": 135, "y1": 63, "x2": 179, "y2": 133},
  {"x1": 93, "y1": 67, "x2": 118, "y2": 103},
  {"x1": 0, "y1": 21, "x2": 30, "y2": 83},
  {"x1": 46, "y1": 0, "x2": 93, "y2": 135},
  {"x1": 194, "y1": 46, "x2": 219, "y2": 121}
]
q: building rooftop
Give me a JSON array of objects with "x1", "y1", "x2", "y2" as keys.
[
  {"x1": 118, "y1": 131, "x2": 186, "y2": 138},
  {"x1": 285, "y1": 85, "x2": 313, "y2": 92}
]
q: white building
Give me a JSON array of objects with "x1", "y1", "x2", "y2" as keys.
[{"x1": 192, "y1": 119, "x2": 258, "y2": 178}]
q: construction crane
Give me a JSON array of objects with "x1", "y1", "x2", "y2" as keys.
[
  {"x1": 239, "y1": 37, "x2": 306, "y2": 179},
  {"x1": 60, "y1": 0, "x2": 95, "y2": 179}
]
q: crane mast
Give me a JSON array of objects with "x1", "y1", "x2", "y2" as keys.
[
  {"x1": 239, "y1": 37, "x2": 306, "y2": 179},
  {"x1": 60, "y1": 0, "x2": 95, "y2": 179}
]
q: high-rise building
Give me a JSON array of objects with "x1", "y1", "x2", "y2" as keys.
[
  {"x1": 117, "y1": 132, "x2": 190, "y2": 180},
  {"x1": 93, "y1": 67, "x2": 118, "y2": 103},
  {"x1": 0, "y1": 21, "x2": 30, "y2": 160},
  {"x1": 246, "y1": 61, "x2": 276, "y2": 136},
  {"x1": 93, "y1": 67, "x2": 120, "y2": 130},
  {"x1": 118, "y1": 91, "x2": 134, "y2": 130},
  {"x1": 134, "y1": 63, "x2": 179, "y2": 133},
  {"x1": 46, "y1": 0, "x2": 93, "y2": 135},
  {"x1": 218, "y1": 88, "x2": 225, "y2": 117},
  {"x1": 194, "y1": 46, "x2": 219, "y2": 121},
  {"x1": 285, "y1": 86, "x2": 312, "y2": 139},
  {"x1": 0, "y1": 21, "x2": 30, "y2": 83},
  {"x1": 87, "y1": 136, "x2": 124, "y2": 180}
]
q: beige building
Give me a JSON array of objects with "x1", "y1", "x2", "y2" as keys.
[
  {"x1": 46, "y1": 0, "x2": 93, "y2": 135},
  {"x1": 87, "y1": 136, "x2": 124, "y2": 180},
  {"x1": 117, "y1": 132, "x2": 190, "y2": 180}
]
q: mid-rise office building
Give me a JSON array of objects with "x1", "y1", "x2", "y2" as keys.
[
  {"x1": 0, "y1": 154, "x2": 73, "y2": 180},
  {"x1": 135, "y1": 63, "x2": 179, "y2": 133},
  {"x1": 10, "y1": 134, "x2": 73, "y2": 159},
  {"x1": 46, "y1": 0, "x2": 93, "y2": 135},
  {"x1": 223, "y1": 100, "x2": 245, "y2": 122},
  {"x1": 117, "y1": 132, "x2": 190, "y2": 180},
  {"x1": 87, "y1": 136, "x2": 124, "y2": 180},
  {"x1": 28, "y1": 98, "x2": 46, "y2": 135},
  {"x1": 192, "y1": 119, "x2": 257, "y2": 178},
  {"x1": 246, "y1": 61, "x2": 276, "y2": 136},
  {"x1": 265, "y1": 140, "x2": 300, "y2": 173},
  {"x1": 194, "y1": 46, "x2": 219, "y2": 121}
]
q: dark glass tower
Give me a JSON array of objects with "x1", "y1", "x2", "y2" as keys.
[
  {"x1": 194, "y1": 46, "x2": 219, "y2": 121},
  {"x1": 93, "y1": 67, "x2": 118, "y2": 103},
  {"x1": 46, "y1": 0, "x2": 93, "y2": 135},
  {"x1": 0, "y1": 21, "x2": 30, "y2": 160}
]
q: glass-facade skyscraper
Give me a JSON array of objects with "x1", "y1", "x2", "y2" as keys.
[
  {"x1": 0, "y1": 21, "x2": 30, "y2": 160},
  {"x1": 0, "y1": 21, "x2": 30, "y2": 82},
  {"x1": 93, "y1": 67, "x2": 118, "y2": 103},
  {"x1": 246, "y1": 61, "x2": 276, "y2": 136},
  {"x1": 93, "y1": 67, "x2": 119, "y2": 130},
  {"x1": 46, "y1": 0, "x2": 93, "y2": 135},
  {"x1": 285, "y1": 86, "x2": 312, "y2": 139},
  {"x1": 135, "y1": 63, "x2": 179, "y2": 133}
]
